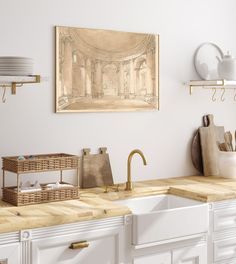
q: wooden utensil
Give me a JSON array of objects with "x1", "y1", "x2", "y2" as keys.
[
  {"x1": 229, "y1": 132, "x2": 234, "y2": 151},
  {"x1": 235, "y1": 130, "x2": 236, "y2": 151},
  {"x1": 199, "y1": 114, "x2": 220, "y2": 176},
  {"x1": 224, "y1": 131, "x2": 234, "y2": 151},
  {"x1": 81, "y1": 147, "x2": 114, "y2": 188},
  {"x1": 219, "y1": 142, "x2": 230, "y2": 152}
]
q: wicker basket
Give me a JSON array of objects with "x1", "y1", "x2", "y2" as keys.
[
  {"x1": 2, "y1": 153, "x2": 78, "y2": 173},
  {"x1": 2, "y1": 153, "x2": 80, "y2": 206},
  {"x1": 2, "y1": 183, "x2": 80, "y2": 206}
]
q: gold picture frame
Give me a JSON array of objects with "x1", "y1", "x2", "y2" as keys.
[{"x1": 55, "y1": 26, "x2": 159, "y2": 112}]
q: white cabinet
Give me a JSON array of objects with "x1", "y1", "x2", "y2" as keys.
[
  {"x1": 31, "y1": 228, "x2": 121, "y2": 264},
  {"x1": 0, "y1": 243, "x2": 20, "y2": 264},
  {"x1": 0, "y1": 216, "x2": 127, "y2": 264},
  {"x1": 29, "y1": 216, "x2": 125, "y2": 264},
  {"x1": 133, "y1": 251, "x2": 171, "y2": 264},
  {"x1": 0, "y1": 232, "x2": 20, "y2": 264},
  {"x1": 209, "y1": 199, "x2": 236, "y2": 264},
  {"x1": 131, "y1": 234, "x2": 207, "y2": 264},
  {"x1": 172, "y1": 245, "x2": 207, "y2": 264}
]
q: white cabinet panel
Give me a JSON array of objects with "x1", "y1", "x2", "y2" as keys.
[
  {"x1": 214, "y1": 237, "x2": 236, "y2": 262},
  {"x1": 133, "y1": 251, "x2": 171, "y2": 264},
  {"x1": 214, "y1": 208, "x2": 236, "y2": 231},
  {"x1": 31, "y1": 228, "x2": 121, "y2": 264},
  {"x1": 173, "y1": 245, "x2": 207, "y2": 264},
  {"x1": 0, "y1": 243, "x2": 20, "y2": 264}
]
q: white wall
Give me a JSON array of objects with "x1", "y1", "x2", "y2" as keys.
[{"x1": 0, "y1": 0, "x2": 236, "y2": 186}]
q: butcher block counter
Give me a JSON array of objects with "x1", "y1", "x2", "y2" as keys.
[{"x1": 1, "y1": 175, "x2": 236, "y2": 233}]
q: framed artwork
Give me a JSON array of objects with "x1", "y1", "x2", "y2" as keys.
[{"x1": 55, "y1": 26, "x2": 159, "y2": 112}]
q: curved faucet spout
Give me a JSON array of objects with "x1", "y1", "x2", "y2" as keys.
[{"x1": 125, "y1": 149, "x2": 147, "y2": 191}]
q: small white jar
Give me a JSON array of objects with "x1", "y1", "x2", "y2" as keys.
[
  {"x1": 218, "y1": 151, "x2": 236, "y2": 178},
  {"x1": 217, "y1": 52, "x2": 236, "y2": 80}
]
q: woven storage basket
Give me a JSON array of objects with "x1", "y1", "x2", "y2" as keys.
[
  {"x1": 2, "y1": 153, "x2": 80, "y2": 206},
  {"x1": 2, "y1": 153, "x2": 78, "y2": 173},
  {"x1": 2, "y1": 184, "x2": 80, "y2": 206}
]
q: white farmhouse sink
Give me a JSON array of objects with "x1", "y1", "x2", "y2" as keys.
[{"x1": 116, "y1": 194, "x2": 208, "y2": 245}]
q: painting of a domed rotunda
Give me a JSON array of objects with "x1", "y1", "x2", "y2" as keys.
[{"x1": 56, "y1": 26, "x2": 159, "y2": 112}]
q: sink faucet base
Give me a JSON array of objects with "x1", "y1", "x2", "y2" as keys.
[{"x1": 125, "y1": 182, "x2": 132, "y2": 191}]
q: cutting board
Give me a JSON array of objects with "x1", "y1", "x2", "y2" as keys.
[
  {"x1": 191, "y1": 115, "x2": 208, "y2": 174},
  {"x1": 192, "y1": 115, "x2": 225, "y2": 174},
  {"x1": 81, "y1": 147, "x2": 114, "y2": 188},
  {"x1": 199, "y1": 114, "x2": 224, "y2": 176}
]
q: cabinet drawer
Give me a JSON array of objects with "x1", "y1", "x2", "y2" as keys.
[
  {"x1": 172, "y1": 244, "x2": 207, "y2": 264},
  {"x1": 31, "y1": 228, "x2": 121, "y2": 264},
  {"x1": 0, "y1": 243, "x2": 20, "y2": 264},
  {"x1": 133, "y1": 251, "x2": 171, "y2": 264},
  {"x1": 214, "y1": 237, "x2": 236, "y2": 262},
  {"x1": 214, "y1": 208, "x2": 236, "y2": 231}
]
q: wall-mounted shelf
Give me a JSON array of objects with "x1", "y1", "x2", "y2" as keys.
[
  {"x1": 0, "y1": 75, "x2": 40, "y2": 95},
  {"x1": 187, "y1": 80, "x2": 236, "y2": 101}
]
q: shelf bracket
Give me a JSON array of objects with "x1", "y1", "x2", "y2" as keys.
[
  {"x1": 189, "y1": 85, "x2": 193, "y2": 95},
  {"x1": 11, "y1": 75, "x2": 40, "y2": 94}
]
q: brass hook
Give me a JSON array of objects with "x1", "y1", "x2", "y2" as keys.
[
  {"x1": 2, "y1": 85, "x2": 6, "y2": 103},
  {"x1": 212, "y1": 88, "x2": 217, "y2": 102},
  {"x1": 220, "y1": 88, "x2": 226, "y2": 102}
]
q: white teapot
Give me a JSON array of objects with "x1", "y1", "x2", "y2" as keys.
[{"x1": 217, "y1": 51, "x2": 236, "y2": 80}]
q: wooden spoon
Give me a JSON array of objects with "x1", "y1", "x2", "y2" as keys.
[
  {"x1": 235, "y1": 130, "x2": 236, "y2": 151},
  {"x1": 219, "y1": 142, "x2": 230, "y2": 151},
  {"x1": 224, "y1": 131, "x2": 233, "y2": 151},
  {"x1": 229, "y1": 131, "x2": 234, "y2": 151}
]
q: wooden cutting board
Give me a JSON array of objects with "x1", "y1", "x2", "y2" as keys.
[
  {"x1": 192, "y1": 115, "x2": 225, "y2": 174},
  {"x1": 81, "y1": 147, "x2": 114, "y2": 188},
  {"x1": 199, "y1": 114, "x2": 224, "y2": 176},
  {"x1": 191, "y1": 115, "x2": 208, "y2": 174}
]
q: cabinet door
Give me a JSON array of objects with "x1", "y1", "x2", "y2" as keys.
[
  {"x1": 0, "y1": 243, "x2": 20, "y2": 264},
  {"x1": 172, "y1": 244, "x2": 207, "y2": 264},
  {"x1": 133, "y1": 251, "x2": 171, "y2": 264},
  {"x1": 31, "y1": 228, "x2": 121, "y2": 264}
]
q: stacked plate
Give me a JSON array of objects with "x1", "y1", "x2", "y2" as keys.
[{"x1": 0, "y1": 56, "x2": 34, "y2": 76}]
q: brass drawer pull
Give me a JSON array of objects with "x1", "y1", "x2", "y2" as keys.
[{"x1": 69, "y1": 241, "x2": 89, "y2": 249}]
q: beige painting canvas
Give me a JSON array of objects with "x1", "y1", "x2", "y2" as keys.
[{"x1": 56, "y1": 26, "x2": 159, "y2": 112}]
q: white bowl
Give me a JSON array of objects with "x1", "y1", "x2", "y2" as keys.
[{"x1": 219, "y1": 151, "x2": 236, "y2": 178}]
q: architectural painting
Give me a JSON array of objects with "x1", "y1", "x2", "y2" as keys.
[{"x1": 56, "y1": 26, "x2": 159, "y2": 112}]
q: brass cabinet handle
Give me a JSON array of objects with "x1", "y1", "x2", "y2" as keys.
[{"x1": 69, "y1": 241, "x2": 89, "y2": 249}]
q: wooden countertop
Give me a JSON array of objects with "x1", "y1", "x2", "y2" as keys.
[{"x1": 1, "y1": 175, "x2": 236, "y2": 233}]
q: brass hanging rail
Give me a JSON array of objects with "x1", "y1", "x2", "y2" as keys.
[
  {"x1": 0, "y1": 75, "x2": 40, "y2": 95},
  {"x1": 187, "y1": 79, "x2": 236, "y2": 101}
]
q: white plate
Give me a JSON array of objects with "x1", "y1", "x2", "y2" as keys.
[
  {"x1": 0, "y1": 71, "x2": 33, "y2": 75},
  {"x1": 0, "y1": 64, "x2": 33, "y2": 67},
  {"x1": 0, "y1": 65, "x2": 33, "y2": 68},
  {"x1": 0, "y1": 67, "x2": 33, "y2": 69},
  {"x1": 0, "y1": 73, "x2": 33, "y2": 76},
  {"x1": 0, "y1": 60, "x2": 33, "y2": 65},
  {"x1": 0, "y1": 56, "x2": 33, "y2": 60},
  {"x1": 194, "y1": 42, "x2": 223, "y2": 80}
]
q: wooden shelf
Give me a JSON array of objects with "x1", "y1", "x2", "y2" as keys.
[
  {"x1": 0, "y1": 75, "x2": 40, "y2": 94},
  {"x1": 187, "y1": 79, "x2": 236, "y2": 101},
  {"x1": 188, "y1": 79, "x2": 236, "y2": 94}
]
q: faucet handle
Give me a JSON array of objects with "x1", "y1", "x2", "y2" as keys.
[{"x1": 104, "y1": 186, "x2": 108, "y2": 193}]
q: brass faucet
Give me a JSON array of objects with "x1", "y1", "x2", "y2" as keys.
[{"x1": 125, "y1": 149, "x2": 147, "y2": 191}]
